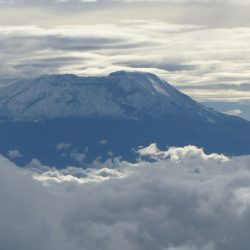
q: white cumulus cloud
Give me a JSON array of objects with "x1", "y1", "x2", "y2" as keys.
[{"x1": 1, "y1": 145, "x2": 250, "y2": 249}]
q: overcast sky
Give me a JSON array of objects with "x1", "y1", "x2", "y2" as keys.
[{"x1": 1, "y1": 0, "x2": 250, "y2": 107}]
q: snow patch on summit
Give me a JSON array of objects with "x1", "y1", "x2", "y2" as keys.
[{"x1": 0, "y1": 71, "x2": 222, "y2": 122}]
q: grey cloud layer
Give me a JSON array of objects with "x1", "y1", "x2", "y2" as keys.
[
  {"x1": 2, "y1": 145, "x2": 250, "y2": 249},
  {"x1": 178, "y1": 84, "x2": 250, "y2": 102},
  {"x1": 1, "y1": 22, "x2": 250, "y2": 101},
  {"x1": 2, "y1": 0, "x2": 250, "y2": 4}
]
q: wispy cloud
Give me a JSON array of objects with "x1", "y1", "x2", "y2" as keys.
[
  {"x1": 8, "y1": 149, "x2": 22, "y2": 159},
  {"x1": 178, "y1": 83, "x2": 250, "y2": 102},
  {"x1": 2, "y1": 0, "x2": 250, "y2": 4},
  {"x1": 224, "y1": 109, "x2": 243, "y2": 116},
  {"x1": 1, "y1": 21, "x2": 250, "y2": 103}
]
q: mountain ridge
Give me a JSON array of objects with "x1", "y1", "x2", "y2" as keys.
[
  {"x1": 0, "y1": 71, "x2": 232, "y2": 123},
  {"x1": 0, "y1": 71, "x2": 250, "y2": 166}
]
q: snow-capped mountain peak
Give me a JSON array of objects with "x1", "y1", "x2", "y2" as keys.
[
  {"x1": 0, "y1": 71, "x2": 221, "y2": 121},
  {"x1": 0, "y1": 71, "x2": 250, "y2": 165}
]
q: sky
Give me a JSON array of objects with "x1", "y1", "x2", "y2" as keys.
[{"x1": 1, "y1": 0, "x2": 250, "y2": 118}]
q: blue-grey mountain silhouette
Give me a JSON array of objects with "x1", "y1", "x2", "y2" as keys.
[{"x1": 0, "y1": 71, "x2": 249, "y2": 167}]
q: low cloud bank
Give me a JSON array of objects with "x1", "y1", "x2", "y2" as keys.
[{"x1": 1, "y1": 145, "x2": 250, "y2": 250}]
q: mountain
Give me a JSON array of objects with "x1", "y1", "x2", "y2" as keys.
[
  {"x1": 0, "y1": 71, "x2": 250, "y2": 167},
  {"x1": 0, "y1": 71, "x2": 221, "y2": 121}
]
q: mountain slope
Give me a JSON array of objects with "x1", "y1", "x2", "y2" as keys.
[
  {"x1": 0, "y1": 71, "x2": 249, "y2": 167},
  {"x1": 0, "y1": 71, "x2": 222, "y2": 122}
]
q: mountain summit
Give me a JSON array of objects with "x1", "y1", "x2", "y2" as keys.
[
  {"x1": 0, "y1": 71, "x2": 250, "y2": 166},
  {"x1": 0, "y1": 71, "x2": 220, "y2": 122}
]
